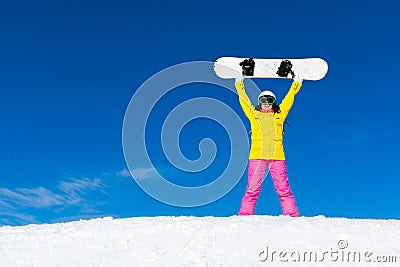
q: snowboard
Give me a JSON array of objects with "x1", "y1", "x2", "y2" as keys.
[{"x1": 214, "y1": 57, "x2": 328, "y2": 81}]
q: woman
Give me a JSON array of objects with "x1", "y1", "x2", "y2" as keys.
[{"x1": 235, "y1": 74, "x2": 302, "y2": 216}]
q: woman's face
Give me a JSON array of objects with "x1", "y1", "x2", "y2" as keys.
[
  {"x1": 260, "y1": 103, "x2": 273, "y2": 111},
  {"x1": 258, "y1": 95, "x2": 275, "y2": 112}
]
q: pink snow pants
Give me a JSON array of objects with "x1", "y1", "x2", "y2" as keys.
[{"x1": 238, "y1": 159, "x2": 299, "y2": 217}]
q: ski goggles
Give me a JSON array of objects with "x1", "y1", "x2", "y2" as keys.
[{"x1": 259, "y1": 96, "x2": 276, "y2": 105}]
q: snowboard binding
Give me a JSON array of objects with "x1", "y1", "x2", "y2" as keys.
[
  {"x1": 277, "y1": 60, "x2": 295, "y2": 78},
  {"x1": 239, "y1": 58, "x2": 255, "y2": 76}
]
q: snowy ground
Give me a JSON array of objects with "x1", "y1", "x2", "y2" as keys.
[{"x1": 0, "y1": 216, "x2": 399, "y2": 267}]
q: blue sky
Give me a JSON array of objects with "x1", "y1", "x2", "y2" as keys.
[{"x1": 1, "y1": 0, "x2": 399, "y2": 226}]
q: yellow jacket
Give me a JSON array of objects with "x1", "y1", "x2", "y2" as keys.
[{"x1": 234, "y1": 80, "x2": 302, "y2": 160}]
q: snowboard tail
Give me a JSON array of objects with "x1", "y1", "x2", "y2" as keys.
[{"x1": 214, "y1": 57, "x2": 328, "y2": 81}]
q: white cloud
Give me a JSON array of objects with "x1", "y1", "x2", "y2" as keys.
[
  {"x1": 0, "y1": 212, "x2": 39, "y2": 225},
  {"x1": 0, "y1": 177, "x2": 110, "y2": 226},
  {"x1": 116, "y1": 167, "x2": 157, "y2": 179},
  {"x1": 0, "y1": 178, "x2": 107, "y2": 209},
  {"x1": 0, "y1": 187, "x2": 64, "y2": 208},
  {"x1": 58, "y1": 177, "x2": 106, "y2": 205},
  {"x1": 116, "y1": 168, "x2": 131, "y2": 178},
  {"x1": 131, "y1": 168, "x2": 157, "y2": 179}
]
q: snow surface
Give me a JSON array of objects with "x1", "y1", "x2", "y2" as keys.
[{"x1": 1, "y1": 216, "x2": 399, "y2": 267}]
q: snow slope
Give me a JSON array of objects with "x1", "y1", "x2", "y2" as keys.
[{"x1": 0, "y1": 216, "x2": 399, "y2": 266}]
